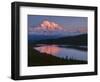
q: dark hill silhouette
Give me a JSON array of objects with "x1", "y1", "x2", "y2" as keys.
[{"x1": 31, "y1": 34, "x2": 87, "y2": 46}]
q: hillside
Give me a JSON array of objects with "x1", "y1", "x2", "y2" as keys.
[
  {"x1": 31, "y1": 34, "x2": 87, "y2": 46},
  {"x1": 28, "y1": 45, "x2": 87, "y2": 66}
]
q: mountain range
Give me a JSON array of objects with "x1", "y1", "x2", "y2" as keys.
[
  {"x1": 28, "y1": 32, "x2": 86, "y2": 43},
  {"x1": 30, "y1": 34, "x2": 87, "y2": 46}
]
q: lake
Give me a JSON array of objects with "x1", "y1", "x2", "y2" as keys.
[{"x1": 33, "y1": 44, "x2": 87, "y2": 61}]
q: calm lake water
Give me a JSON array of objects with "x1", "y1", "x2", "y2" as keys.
[{"x1": 34, "y1": 44, "x2": 87, "y2": 61}]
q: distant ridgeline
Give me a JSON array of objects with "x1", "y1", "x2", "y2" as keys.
[{"x1": 29, "y1": 34, "x2": 87, "y2": 46}]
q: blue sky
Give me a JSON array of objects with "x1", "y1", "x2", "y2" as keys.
[
  {"x1": 28, "y1": 15, "x2": 88, "y2": 30},
  {"x1": 28, "y1": 15, "x2": 87, "y2": 34}
]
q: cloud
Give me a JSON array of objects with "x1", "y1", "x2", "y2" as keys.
[
  {"x1": 29, "y1": 20, "x2": 63, "y2": 32},
  {"x1": 28, "y1": 20, "x2": 87, "y2": 34},
  {"x1": 40, "y1": 20, "x2": 63, "y2": 30}
]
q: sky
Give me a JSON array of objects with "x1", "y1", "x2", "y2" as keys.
[{"x1": 28, "y1": 15, "x2": 88, "y2": 35}]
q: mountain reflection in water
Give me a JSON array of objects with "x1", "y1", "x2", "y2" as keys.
[
  {"x1": 34, "y1": 44, "x2": 87, "y2": 61},
  {"x1": 34, "y1": 45, "x2": 59, "y2": 56}
]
